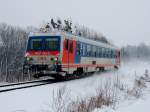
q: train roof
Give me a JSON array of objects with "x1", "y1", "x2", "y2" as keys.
[{"x1": 29, "y1": 31, "x2": 119, "y2": 50}]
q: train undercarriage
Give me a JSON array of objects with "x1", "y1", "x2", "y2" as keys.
[{"x1": 23, "y1": 63, "x2": 119, "y2": 80}]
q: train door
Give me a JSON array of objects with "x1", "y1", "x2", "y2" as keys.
[
  {"x1": 74, "y1": 41, "x2": 81, "y2": 64},
  {"x1": 62, "y1": 38, "x2": 76, "y2": 73}
]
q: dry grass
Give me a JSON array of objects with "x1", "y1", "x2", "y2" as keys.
[
  {"x1": 67, "y1": 79, "x2": 119, "y2": 112},
  {"x1": 126, "y1": 76, "x2": 146, "y2": 98},
  {"x1": 48, "y1": 70, "x2": 150, "y2": 112},
  {"x1": 51, "y1": 86, "x2": 71, "y2": 112}
]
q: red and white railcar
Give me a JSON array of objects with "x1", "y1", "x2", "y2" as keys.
[{"x1": 23, "y1": 32, "x2": 120, "y2": 79}]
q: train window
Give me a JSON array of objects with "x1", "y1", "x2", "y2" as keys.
[
  {"x1": 77, "y1": 42, "x2": 80, "y2": 55},
  {"x1": 106, "y1": 48, "x2": 108, "y2": 58},
  {"x1": 31, "y1": 39, "x2": 42, "y2": 50},
  {"x1": 111, "y1": 50, "x2": 113, "y2": 58},
  {"x1": 69, "y1": 41, "x2": 73, "y2": 53},
  {"x1": 110, "y1": 49, "x2": 112, "y2": 58},
  {"x1": 45, "y1": 38, "x2": 59, "y2": 51},
  {"x1": 99, "y1": 48, "x2": 102, "y2": 57},
  {"x1": 65, "y1": 39, "x2": 69, "y2": 50},
  {"x1": 108, "y1": 49, "x2": 111, "y2": 58},
  {"x1": 104, "y1": 48, "x2": 107, "y2": 57},
  {"x1": 110, "y1": 49, "x2": 113, "y2": 58},
  {"x1": 96, "y1": 47, "x2": 99, "y2": 57},
  {"x1": 90, "y1": 45, "x2": 93, "y2": 57},
  {"x1": 80, "y1": 43, "x2": 83, "y2": 56},
  {"x1": 102, "y1": 48, "x2": 105, "y2": 58},
  {"x1": 83, "y1": 43, "x2": 86, "y2": 56},
  {"x1": 93, "y1": 46, "x2": 96, "y2": 57},
  {"x1": 106, "y1": 49, "x2": 109, "y2": 58},
  {"x1": 103, "y1": 48, "x2": 106, "y2": 57},
  {"x1": 87, "y1": 44, "x2": 90, "y2": 57},
  {"x1": 107, "y1": 49, "x2": 109, "y2": 58}
]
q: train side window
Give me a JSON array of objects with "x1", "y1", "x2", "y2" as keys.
[
  {"x1": 107, "y1": 49, "x2": 109, "y2": 57},
  {"x1": 102, "y1": 48, "x2": 104, "y2": 58},
  {"x1": 109, "y1": 49, "x2": 111, "y2": 58},
  {"x1": 114, "y1": 50, "x2": 116, "y2": 58},
  {"x1": 107, "y1": 49, "x2": 109, "y2": 58},
  {"x1": 80, "y1": 42, "x2": 83, "y2": 56},
  {"x1": 93, "y1": 46, "x2": 96, "y2": 57},
  {"x1": 87, "y1": 44, "x2": 90, "y2": 57},
  {"x1": 83, "y1": 43, "x2": 86, "y2": 56},
  {"x1": 113, "y1": 50, "x2": 115, "y2": 58},
  {"x1": 69, "y1": 41, "x2": 73, "y2": 53},
  {"x1": 104, "y1": 48, "x2": 107, "y2": 58},
  {"x1": 112, "y1": 50, "x2": 114, "y2": 58},
  {"x1": 101, "y1": 48, "x2": 103, "y2": 57},
  {"x1": 77, "y1": 42, "x2": 80, "y2": 55},
  {"x1": 99, "y1": 48, "x2": 101, "y2": 57},
  {"x1": 65, "y1": 39, "x2": 69, "y2": 50},
  {"x1": 103, "y1": 48, "x2": 105, "y2": 58},
  {"x1": 105, "y1": 48, "x2": 108, "y2": 58},
  {"x1": 110, "y1": 50, "x2": 112, "y2": 58},
  {"x1": 111, "y1": 50, "x2": 113, "y2": 58},
  {"x1": 90, "y1": 45, "x2": 93, "y2": 57},
  {"x1": 96, "y1": 47, "x2": 99, "y2": 57},
  {"x1": 108, "y1": 49, "x2": 110, "y2": 58},
  {"x1": 110, "y1": 49, "x2": 112, "y2": 58}
]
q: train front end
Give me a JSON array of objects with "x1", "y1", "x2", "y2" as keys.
[{"x1": 23, "y1": 33, "x2": 63, "y2": 77}]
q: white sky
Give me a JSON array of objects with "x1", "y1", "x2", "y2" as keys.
[{"x1": 0, "y1": 0, "x2": 150, "y2": 47}]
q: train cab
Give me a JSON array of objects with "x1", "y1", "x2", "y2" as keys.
[{"x1": 23, "y1": 33, "x2": 64, "y2": 77}]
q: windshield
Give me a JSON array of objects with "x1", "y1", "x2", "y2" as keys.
[
  {"x1": 45, "y1": 38, "x2": 58, "y2": 50},
  {"x1": 27, "y1": 36, "x2": 60, "y2": 51},
  {"x1": 31, "y1": 39, "x2": 42, "y2": 50}
]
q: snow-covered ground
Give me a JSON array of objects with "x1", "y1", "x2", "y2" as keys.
[{"x1": 0, "y1": 60, "x2": 150, "y2": 112}]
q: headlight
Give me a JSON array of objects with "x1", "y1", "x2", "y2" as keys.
[
  {"x1": 26, "y1": 57, "x2": 30, "y2": 61},
  {"x1": 54, "y1": 57, "x2": 58, "y2": 61},
  {"x1": 26, "y1": 57, "x2": 33, "y2": 61}
]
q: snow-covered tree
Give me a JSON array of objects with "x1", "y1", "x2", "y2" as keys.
[{"x1": 39, "y1": 18, "x2": 110, "y2": 44}]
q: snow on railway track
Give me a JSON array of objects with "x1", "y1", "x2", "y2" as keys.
[
  {"x1": 0, "y1": 72, "x2": 98, "y2": 93},
  {"x1": 0, "y1": 79, "x2": 57, "y2": 93}
]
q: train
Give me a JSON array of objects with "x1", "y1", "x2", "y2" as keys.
[{"x1": 23, "y1": 31, "x2": 120, "y2": 79}]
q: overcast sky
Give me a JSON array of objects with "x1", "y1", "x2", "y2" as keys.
[{"x1": 0, "y1": 0, "x2": 149, "y2": 47}]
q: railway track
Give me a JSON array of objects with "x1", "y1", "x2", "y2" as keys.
[
  {"x1": 0, "y1": 79, "x2": 57, "y2": 93},
  {"x1": 0, "y1": 72, "x2": 102, "y2": 93}
]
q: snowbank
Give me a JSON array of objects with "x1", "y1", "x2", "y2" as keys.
[{"x1": 0, "y1": 60, "x2": 150, "y2": 112}]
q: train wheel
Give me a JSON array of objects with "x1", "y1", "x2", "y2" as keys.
[
  {"x1": 33, "y1": 73, "x2": 40, "y2": 79},
  {"x1": 76, "y1": 67, "x2": 84, "y2": 77},
  {"x1": 73, "y1": 71, "x2": 81, "y2": 78},
  {"x1": 114, "y1": 66, "x2": 119, "y2": 69},
  {"x1": 99, "y1": 67, "x2": 104, "y2": 72},
  {"x1": 54, "y1": 74, "x2": 66, "y2": 81}
]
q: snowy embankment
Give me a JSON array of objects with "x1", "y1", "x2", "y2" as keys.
[
  {"x1": 0, "y1": 61, "x2": 150, "y2": 112},
  {"x1": 93, "y1": 61, "x2": 150, "y2": 112}
]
